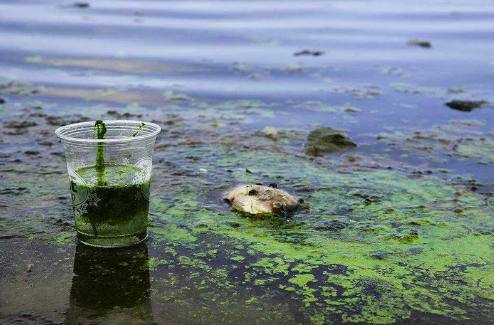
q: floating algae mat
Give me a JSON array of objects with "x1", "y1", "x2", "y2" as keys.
[
  {"x1": 2, "y1": 113, "x2": 494, "y2": 323},
  {"x1": 145, "y1": 145, "x2": 494, "y2": 324},
  {"x1": 70, "y1": 164, "x2": 150, "y2": 245}
]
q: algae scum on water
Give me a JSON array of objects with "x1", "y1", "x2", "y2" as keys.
[
  {"x1": 146, "y1": 144, "x2": 494, "y2": 324},
  {"x1": 1, "y1": 102, "x2": 494, "y2": 324}
]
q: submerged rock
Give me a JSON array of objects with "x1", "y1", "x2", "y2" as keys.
[
  {"x1": 313, "y1": 219, "x2": 348, "y2": 231},
  {"x1": 224, "y1": 184, "x2": 299, "y2": 216},
  {"x1": 305, "y1": 127, "x2": 356, "y2": 157},
  {"x1": 293, "y1": 49, "x2": 324, "y2": 56},
  {"x1": 3, "y1": 120, "x2": 37, "y2": 129},
  {"x1": 72, "y1": 2, "x2": 90, "y2": 8},
  {"x1": 407, "y1": 39, "x2": 432, "y2": 48},
  {"x1": 445, "y1": 99, "x2": 488, "y2": 112}
]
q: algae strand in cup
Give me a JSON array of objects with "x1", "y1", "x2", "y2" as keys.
[
  {"x1": 92, "y1": 120, "x2": 106, "y2": 236},
  {"x1": 94, "y1": 120, "x2": 107, "y2": 186},
  {"x1": 132, "y1": 122, "x2": 145, "y2": 137}
]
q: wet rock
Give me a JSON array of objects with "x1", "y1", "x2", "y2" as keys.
[
  {"x1": 0, "y1": 187, "x2": 29, "y2": 195},
  {"x1": 369, "y1": 250, "x2": 391, "y2": 260},
  {"x1": 107, "y1": 110, "x2": 142, "y2": 118},
  {"x1": 0, "y1": 97, "x2": 5, "y2": 104},
  {"x1": 72, "y1": 2, "x2": 89, "y2": 8},
  {"x1": 407, "y1": 39, "x2": 432, "y2": 48},
  {"x1": 305, "y1": 127, "x2": 356, "y2": 156},
  {"x1": 20, "y1": 311, "x2": 33, "y2": 317},
  {"x1": 294, "y1": 50, "x2": 324, "y2": 56},
  {"x1": 0, "y1": 81, "x2": 38, "y2": 95},
  {"x1": 4, "y1": 121, "x2": 37, "y2": 129},
  {"x1": 38, "y1": 140, "x2": 53, "y2": 146},
  {"x1": 224, "y1": 184, "x2": 299, "y2": 216},
  {"x1": 313, "y1": 219, "x2": 348, "y2": 231},
  {"x1": 445, "y1": 99, "x2": 488, "y2": 112},
  {"x1": 45, "y1": 114, "x2": 90, "y2": 126}
]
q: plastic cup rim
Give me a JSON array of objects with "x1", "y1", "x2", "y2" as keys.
[{"x1": 55, "y1": 120, "x2": 161, "y2": 144}]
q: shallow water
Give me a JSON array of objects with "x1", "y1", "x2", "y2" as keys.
[{"x1": 1, "y1": 0, "x2": 493, "y2": 324}]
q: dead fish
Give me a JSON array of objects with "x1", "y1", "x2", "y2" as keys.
[{"x1": 224, "y1": 184, "x2": 299, "y2": 216}]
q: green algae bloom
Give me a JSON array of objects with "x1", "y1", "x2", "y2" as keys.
[{"x1": 146, "y1": 145, "x2": 494, "y2": 324}]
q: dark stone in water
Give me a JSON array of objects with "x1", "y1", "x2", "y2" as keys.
[
  {"x1": 0, "y1": 187, "x2": 29, "y2": 195},
  {"x1": 107, "y1": 110, "x2": 142, "y2": 118},
  {"x1": 4, "y1": 121, "x2": 37, "y2": 129},
  {"x1": 407, "y1": 39, "x2": 432, "y2": 48},
  {"x1": 20, "y1": 311, "x2": 33, "y2": 317},
  {"x1": 72, "y1": 2, "x2": 89, "y2": 8},
  {"x1": 445, "y1": 99, "x2": 488, "y2": 112},
  {"x1": 294, "y1": 49, "x2": 324, "y2": 56},
  {"x1": 45, "y1": 114, "x2": 90, "y2": 126},
  {"x1": 0, "y1": 97, "x2": 5, "y2": 104},
  {"x1": 370, "y1": 250, "x2": 391, "y2": 260},
  {"x1": 305, "y1": 127, "x2": 356, "y2": 157},
  {"x1": 313, "y1": 219, "x2": 348, "y2": 231}
]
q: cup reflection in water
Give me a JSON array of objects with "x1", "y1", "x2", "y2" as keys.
[
  {"x1": 56, "y1": 120, "x2": 161, "y2": 248},
  {"x1": 66, "y1": 243, "x2": 152, "y2": 323}
]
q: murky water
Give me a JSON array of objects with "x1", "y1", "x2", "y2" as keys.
[{"x1": 1, "y1": 0, "x2": 493, "y2": 324}]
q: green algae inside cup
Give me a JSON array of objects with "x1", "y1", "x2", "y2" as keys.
[
  {"x1": 57, "y1": 120, "x2": 160, "y2": 248},
  {"x1": 70, "y1": 163, "x2": 150, "y2": 247}
]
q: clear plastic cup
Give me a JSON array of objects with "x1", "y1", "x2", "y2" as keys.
[{"x1": 56, "y1": 120, "x2": 161, "y2": 248}]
